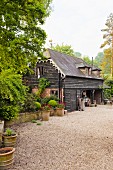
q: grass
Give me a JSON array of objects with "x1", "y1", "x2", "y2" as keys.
[
  {"x1": 31, "y1": 119, "x2": 42, "y2": 125},
  {"x1": 31, "y1": 120, "x2": 37, "y2": 123}
]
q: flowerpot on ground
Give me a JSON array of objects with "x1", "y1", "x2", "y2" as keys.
[
  {"x1": 2, "y1": 128, "x2": 17, "y2": 147},
  {"x1": 56, "y1": 103, "x2": 65, "y2": 116},
  {"x1": 42, "y1": 110, "x2": 50, "y2": 121},
  {"x1": 50, "y1": 108, "x2": 57, "y2": 116},
  {"x1": 0, "y1": 147, "x2": 15, "y2": 170},
  {"x1": 56, "y1": 108, "x2": 64, "y2": 116},
  {"x1": 50, "y1": 108, "x2": 54, "y2": 116},
  {"x1": 41, "y1": 105, "x2": 51, "y2": 121}
]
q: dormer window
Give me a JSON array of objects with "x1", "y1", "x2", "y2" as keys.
[
  {"x1": 91, "y1": 67, "x2": 101, "y2": 77},
  {"x1": 92, "y1": 70, "x2": 100, "y2": 77},
  {"x1": 76, "y1": 62, "x2": 91, "y2": 76}
]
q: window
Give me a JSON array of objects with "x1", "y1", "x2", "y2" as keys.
[
  {"x1": 50, "y1": 90, "x2": 58, "y2": 97},
  {"x1": 39, "y1": 66, "x2": 44, "y2": 75},
  {"x1": 35, "y1": 66, "x2": 44, "y2": 78}
]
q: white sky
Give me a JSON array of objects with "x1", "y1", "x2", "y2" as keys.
[{"x1": 44, "y1": 0, "x2": 113, "y2": 58}]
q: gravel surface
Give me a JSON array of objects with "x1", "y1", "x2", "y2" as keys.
[{"x1": 11, "y1": 105, "x2": 113, "y2": 170}]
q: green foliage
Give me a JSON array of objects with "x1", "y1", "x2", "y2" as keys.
[
  {"x1": 4, "y1": 128, "x2": 16, "y2": 136},
  {"x1": 41, "y1": 95, "x2": 59, "y2": 105},
  {"x1": 0, "y1": 0, "x2": 52, "y2": 73},
  {"x1": 37, "y1": 78, "x2": 50, "y2": 97},
  {"x1": 0, "y1": 105, "x2": 19, "y2": 120},
  {"x1": 82, "y1": 56, "x2": 92, "y2": 65},
  {"x1": 37, "y1": 122, "x2": 42, "y2": 126},
  {"x1": 48, "y1": 100, "x2": 58, "y2": 109},
  {"x1": 31, "y1": 120, "x2": 37, "y2": 123},
  {"x1": 37, "y1": 97, "x2": 41, "y2": 103},
  {"x1": 103, "y1": 89, "x2": 111, "y2": 99},
  {"x1": 57, "y1": 103, "x2": 65, "y2": 108},
  {"x1": 0, "y1": 69, "x2": 26, "y2": 120},
  {"x1": 75, "y1": 52, "x2": 82, "y2": 58},
  {"x1": 0, "y1": 70, "x2": 26, "y2": 102},
  {"x1": 38, "y1": 78, "x2": 50, "y2": 90},
  {"x1": 101, "y1": 48, "x2": 111, "y2": 76},
  {"x1": 35, "y1": 102, "x2": 41, "y2": 110},
  {"x1": 103, "y1": 80, "x2": 113, "y2": 99},
  {"x1": 21, "y1": 93, "x2": 37, "y2": 112},
  {"x1": 101, "y1": 13, "x2": 113, "y2": 78},
  {"x1": 52, "y1": 44, "x2": 76, "y2": 56},
  {"x1": 42, "y1": 104, "x2": 51, "y2": 111},
  {"x1": 94, "y1": 52, "x2": 104, "y2": 67}
]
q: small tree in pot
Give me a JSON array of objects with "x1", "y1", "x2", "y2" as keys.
[{"x1": 48, "y1": 100, "x2": 58, "y2": 116}]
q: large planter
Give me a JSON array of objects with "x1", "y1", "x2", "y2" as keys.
[
  {"x1": 50, "y1": 109, "x2": 54, "y2": 116},
  {"x1": 42, "y1": 110, "x2": 50, "y2": 121},
  {"x1": 0, "y1": 147, "x2": 15, "y2": 170},
  {"x1": 56, "y1": 108, "x2": 64, "y2": 116},
  {"x1": 3, "y1": 134, "x2": 17, "y2": 147}
]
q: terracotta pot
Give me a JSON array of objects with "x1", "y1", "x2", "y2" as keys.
[
  {"x1": 50, "y1": 109, "x2": 54, "y2": 116},
  {"x1": 42, "y1": 111, "x2": 50, "y2": 121},
  {"x1": 3, "y1": 134, "x2": 17, "y2": 147},
  {"x1": 56, "y1": 108, "x2": 64, "y2": 116},
  {"x1": 0, "y1": 147, "x2": 15, "y2": 170}
]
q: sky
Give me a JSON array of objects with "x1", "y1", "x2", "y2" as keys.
[{"x1": 44, "y1": 0, "x2": 113, "y2": 58}]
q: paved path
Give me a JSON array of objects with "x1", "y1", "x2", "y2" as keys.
[{"x1": 13, "y1": 105, "x2": 113, "y2": 170}]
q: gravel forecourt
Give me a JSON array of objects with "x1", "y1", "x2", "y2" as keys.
[{"x1": 12, "y1": 105, "x2": 113, "y2": 170}]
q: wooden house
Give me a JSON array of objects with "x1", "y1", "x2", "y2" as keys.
[{"x1": 24, "y1": 49, "x2": 104, "y2": 112}]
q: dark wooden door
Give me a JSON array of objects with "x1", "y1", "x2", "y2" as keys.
[{"x1": 65, "y1": 89, "x2": 77, "y2": 111}]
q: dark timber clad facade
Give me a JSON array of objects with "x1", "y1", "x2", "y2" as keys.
[{"x1": 24, "y1": 49, "x2": 104, "y2": 112}]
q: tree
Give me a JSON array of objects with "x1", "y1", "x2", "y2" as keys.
[
  {"x1": 0, "y1": 69, "x2": 26, "y2": 120},
  {"x1": 94, "y1": 52, "x2": 104, "y2": 67},
  {"x1": 101, "y1": 13, "x2": 113, "y2": 78},
  {"x1": 0, "y1": 0, "x2": 52, "y2": 120},
  {"x1": 52, "y1": 44, "x2": 76, "y2": 56},
  {"x1": 0, "y1": 0, "x2": 52, "y2": 73},
  {"x1": 82, "y1": 56, "x2": 92, "y2": 65},
  {"x1": 75, "y1": 52, "x2": 82, "y2": 58},
  {"x1": 101, "y1": 48, "x2": 111, "y2": 77}
]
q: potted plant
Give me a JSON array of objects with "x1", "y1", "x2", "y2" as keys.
[
  {"x1": 2, "y1": 128, "x2": 17, "y2": 147},
  {"x1": 48, "y1": 100, "x2": 58, "y2": 116},
  {"x1": 41, "y1": 104, "x2": 51, "y2": 121},
  {"x1": 56, "y1": 103, "x2": 65, "y2": 116},
  {"x1": 35, "y1": 101, "x2": 42, "y2": 119},
  {"x1": 35, "y1": 102, "x2": 41, "y2": 111},
  {"x1": 0, "y1": 147, "x2": 15, "y2": 170}
]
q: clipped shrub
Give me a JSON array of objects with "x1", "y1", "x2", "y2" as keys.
[
  {"x1": 41, "y1": 95, "x2": 59, "y2": 105},
  {"x1": 35, "y1": 102, "x2": 41, "y2": 110},
  {"x1": 48, "y1": 100, "x2": 58, "y2": 109}
]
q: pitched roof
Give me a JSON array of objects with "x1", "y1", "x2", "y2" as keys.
[{"x1": 45, "y1": 49, "x2": 103, "y2": 80}]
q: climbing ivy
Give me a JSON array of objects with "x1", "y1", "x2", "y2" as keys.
[{"x1": 37, "y1": 78, "x2": 50, "y2": 97}]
